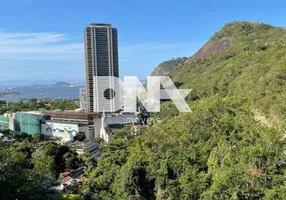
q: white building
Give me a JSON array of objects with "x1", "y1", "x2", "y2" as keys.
[
  {"x1": 41, "y1": 111, "x2": 98, "y2": 139},
  {"x1": 94, "y1": 112, "x2": 138, "y2": 143},
  {"x1": 41, "y1": 121, "x2": 87, "y2": 141}
]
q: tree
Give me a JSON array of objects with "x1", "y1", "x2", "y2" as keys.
[
  {"x1": 32, "y1": 133, "x2": 45, "y2": 143},
  {"x1": 12, "y1": 141, "x2": 34, "y2": 159},
  {"x1": 0, "y1": 144, "x2": 51, "y2": 199},
  {"x1": 32, "y1": 153, "x2": 56, "y2": 181},
  {"x1": 74, "y1": 132, "x2": 86, "y2": 141},
  {"x1": 83, "y1": 97, "x2": 286, "y2": 199},
  {"x1": 64, "y1": 151, "x2": 81, "y2": 170},
  {"x1": 0, "y1": 129, "x2": 11, "y2": 136},
  {"x1": 41, "y1": 142, "x2": 81, "y2": 173}
]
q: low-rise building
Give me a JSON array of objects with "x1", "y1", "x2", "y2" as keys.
[
  {"x1": 13, "y1": 112, "x2": 51, "y2": 135},
  {"x1": 0, "y1": 115, "x2": 12, "y2": 130},
  {"x1": 41, "y1": 120, "x2": 90, "y2": 141},
  {"x1": 1, "y1": 109, "x2": 138, "y2": 143},
  {"x1": 41, "y1": 111, "x2": 99, "y2": 139},
  {"x1": 68, "y1": 141, "x2": 98, "y2": 154},
  {"x1": 94, "y1": 112, "x2": 138, "y2": 143}
]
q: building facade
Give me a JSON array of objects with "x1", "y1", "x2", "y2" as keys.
[
  {"x1": 1, "y1": 111, "x2": 103, "y2": 141},
  {"x1": 84, "y1": 23, "x2": 119, "y2": 113},
  {"x1": 0, "y1": 115, "x2": 12, "y2": 130},
  {"x1": 79, "y1": 87, "x2": 87, "y2": 111},
  {"x1": 42, "y1": 111, "x2": 99, "y2": 139},
  {"x1": 41, "y1": 121, "x2": 88, "y2": 141},
  {"x1": 14, "y1": 113, "x2": 50, "y2": 135}
]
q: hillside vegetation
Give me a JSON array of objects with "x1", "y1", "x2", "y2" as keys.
[
  {"x1": 151, "y1": 57, "x2": 187, "y2": 76},
  {"x1": 81, "y1": 21, "x2": 286, "y2": 200},
  {"x1": 172, "y1": 21, "x2": 286, "y2": 128}
]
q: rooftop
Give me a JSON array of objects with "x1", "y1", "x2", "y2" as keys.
[
  {"x1": 45, "y1": 120, "x2": 84, "y2": 126},
  {"x1": 89, "y1": 23, "x2": 112, "y2": 27},
  {"x1": 41, "y1": 111, "x2": 101, "y2": 119},
  {"x1": 68, "y1": 141, "x2": 98, "y2": 149},
  {"x1": 60, "y1": 171, "x2": 71, "y2": 177},
  {"x1": 59, "y1": 176, "x2": 72, "y2": 185}
]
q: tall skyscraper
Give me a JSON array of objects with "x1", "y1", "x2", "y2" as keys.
[{"x1": 84, "y1": 23, "x2": 119, "y2": 112}]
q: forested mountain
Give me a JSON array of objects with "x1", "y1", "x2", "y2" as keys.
[
  {"x1": 151, "y1": 57, "x2": 187, "y2": 76},
  {"x1": 82, "y1": 22, "x2": 286, "y2": 199},
  {"x1": 172, "y1": 21, "x2": 286, "y2": 129}
]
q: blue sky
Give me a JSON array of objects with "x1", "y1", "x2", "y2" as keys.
[{"x1": 0, "y1": 0, "x2": 286, "y2": 82}]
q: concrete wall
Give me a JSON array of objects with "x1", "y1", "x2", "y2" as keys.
[
  {"x1": 94, "y1": 118, "x2": 102, "y2": 139},
  {"x1": 79, "y1": 125, "x2": 94, "y2": 140}
]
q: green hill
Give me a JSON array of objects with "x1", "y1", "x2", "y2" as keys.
[
  {"x1": 83, "y1": 22, "x2": 286, "y2": 199},
  {"x1": 172, "y1": 21, "x2": 286, "y2": 128},
  {"x1": 151, "y1": 57, "x2": 188, "y2": 76}
]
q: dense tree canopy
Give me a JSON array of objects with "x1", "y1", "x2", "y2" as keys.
[
  {"x1": 0, "y1": 99, "x2": 78, "y2": 114},
  {"x1": 0, "y1": 139, "x2": 83, "y2": 200},
  {"x1": 81, "y1": 22, "x2": 286, "y2": 199},
  {"x1": 83, "y1": 97, "x2": 286, "y2": 199}
]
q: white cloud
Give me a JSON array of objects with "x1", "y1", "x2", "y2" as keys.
[
  {"x1": 0, "y1": 30, "x2": 83, "y2": 61},
  {"x1": 0, "y1": 30, "x2": 196, "y2": 63},
  {"x1": 0, "y1": 29, "x2": 200, "y2": 80}
]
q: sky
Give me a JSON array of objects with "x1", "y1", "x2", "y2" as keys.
[{"x1": 0, "y1": 0, "x2": 286, "y2": 83}]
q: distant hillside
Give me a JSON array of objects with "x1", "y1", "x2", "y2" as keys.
[
  {"x1": 53, "y1": 82, "x2": 71, "y2": 87},
  {"x1": 151, "y1": 57, "x2": 187, "y2": 76},
  {"x1": 0, "y1": 80, "x2": 58, "y2": 87}
]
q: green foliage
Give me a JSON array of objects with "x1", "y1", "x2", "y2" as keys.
[
  {"x1": 0, "y1": 99, "x2": 78, "y2": 114},
  {"x1": 56, "y1": 194, "x2": 84, "y2": 200},
  {"x1": 151, "y1": 57, "x2": 188, "y2": 75},
  {"x1": 3, "y1": 21, "x2": 286, "y2": 200},
  {"x1": 74, "y1": 132, "x2": 86, "y2": 141},
  {"x1": 171, "y1": 21, "x2": 286, "y2": 129},
  {"x1": 64, "y1": 151, "x2": 82, "y2": 170},
  {"x1": 0, "y1": 100, "x2": 49, "y2": 114},
  {"x1": 50, "y1": 100, "x2": 78, "y2": 110},
  {"x1": 0, "y1": 142, "x2": 52, "y2": 199},
  {"x1": 210, "y1": 21, "x2": 274, "y2": 42},
  {"x1": 33, "y1": 153, "x2": 56, "y2": 181},
  {"x1": 83, "y1": 97, "x2": 286, "y2": 199},
  {"x1": 151, "y1": 101, "x2": 179, "y2": 122},
  {"x1": 40, "y1": 142, "x2": 82, "y2": 174},
  {"x1": 0, "y1": 139, "x2": 84, "y2": 199},
  {"x1": 80, "y1": 21, "x2": 286, "y2": 199},
  {"x1": 32, "y1": 133, "x2": 45, "y2": 143},
  {"x1": 82, "y1": 137, "x2": 130, "y2": 199}
]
